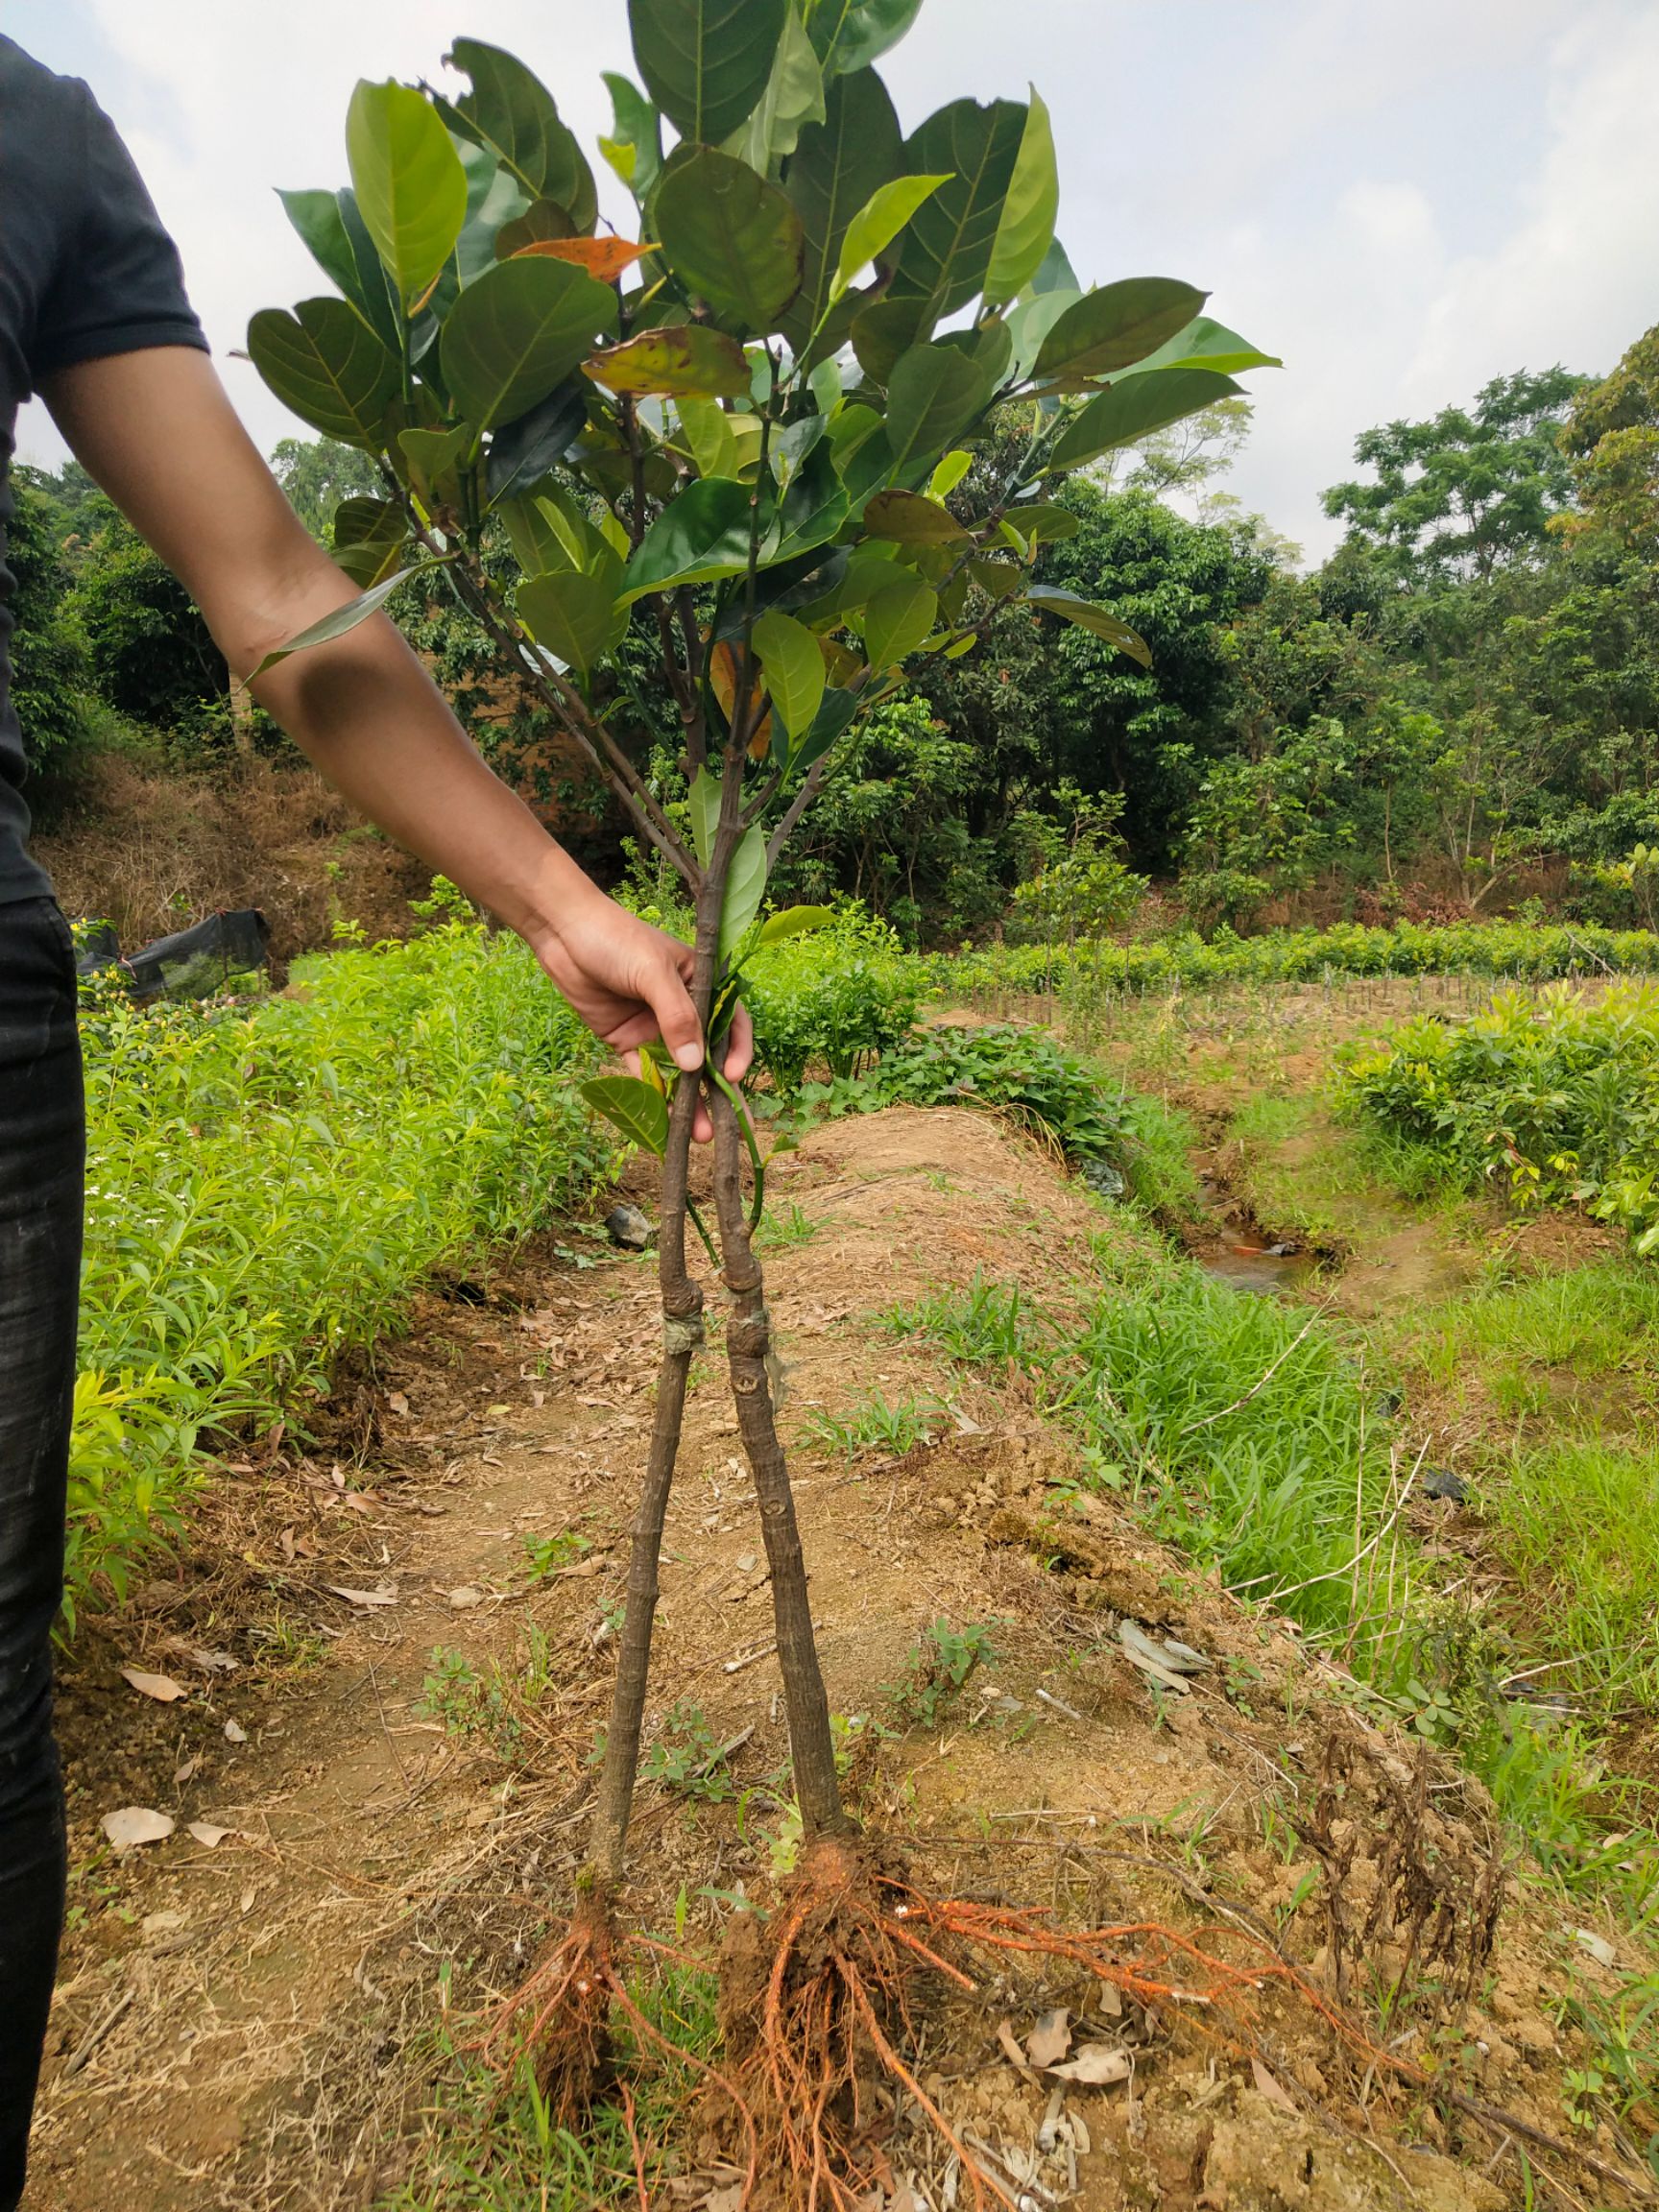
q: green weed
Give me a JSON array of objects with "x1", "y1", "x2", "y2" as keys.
[
  {"x1": 886, "y1": 1618, "x2": 999, "y2": 1729},
  {"x1": 642, "y1": 1700, "x2": 739, "y2": 1802},
  {"x1": 800, "y1": 1390, "x2": 947, "y2": 1460},
  {"x1": 520, "y1": 1529, "x2": 591, "y2": 1584}
]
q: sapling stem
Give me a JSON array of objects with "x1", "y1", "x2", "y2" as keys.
[
  {"x1": 589, "y1": 1064, "x2": 703, "y2": 1881},
  {"x1": 709, "y1": 1082, "x2": 850, "y2": 1839}
]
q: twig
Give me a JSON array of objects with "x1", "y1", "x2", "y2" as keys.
[
  {"x1": 62, "y1": 1987, "x2": 133, "y2": 2078},
  {"x1": 1175, "y1": 1304, "x2": 1329, "y2": 1438}
]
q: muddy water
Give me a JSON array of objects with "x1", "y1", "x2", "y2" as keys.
[{"x1": 1190, "y1": 1172, "x2": 1322, "y2": 1296}]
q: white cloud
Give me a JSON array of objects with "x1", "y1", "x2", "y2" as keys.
[{"x1": 13, "y1": 0, "x2": 1658, "y2": 568}]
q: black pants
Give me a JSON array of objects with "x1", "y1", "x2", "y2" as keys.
[{"x1": 0, "y1": 897, "x2": 82, "y2": 2210}]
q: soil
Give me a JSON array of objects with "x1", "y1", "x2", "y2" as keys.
[{"x1": 29, "y1": 1108, "x2": 1651, "y2": 2212}]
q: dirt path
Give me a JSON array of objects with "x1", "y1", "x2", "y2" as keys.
[{"x1": 31, "y1": 1108, "x2": 1637, "y2": 2211}]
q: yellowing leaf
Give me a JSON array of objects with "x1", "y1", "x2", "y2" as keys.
[{"x1": 512, "y1": 236, "x2": 650, "y2": 282}]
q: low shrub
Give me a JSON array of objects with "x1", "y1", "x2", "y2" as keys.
[
  {"x1": 70, "y1": 917, "x2": 616, "y2": 1623},
  {"x1": 1339, "y1": 981, "x2": 1659, "y2": 1250},
  {"x1": 935, "y1": 919, "x2": 1659, "y2": 1003}
]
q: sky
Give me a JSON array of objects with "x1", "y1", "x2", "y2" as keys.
[{"x1": 9, "y1": 0, "x2": 1658, "y2": 562}]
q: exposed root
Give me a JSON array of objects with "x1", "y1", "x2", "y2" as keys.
[
  {"x1": 480, "y1": 1887, "x2": 616, "y2": 2126},
  {"x1": 712, "y1": 1845, "x2": 1659, "y2": 2212}
]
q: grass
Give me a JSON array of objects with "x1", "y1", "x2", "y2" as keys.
[
  {"x1": 384, "y1": 1958, "x2": 719, "y2": 2210},
  {"x1": 800, "y1": 1388, "x2": 948, "y2": 1459}
]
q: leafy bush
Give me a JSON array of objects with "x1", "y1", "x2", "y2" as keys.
[
  {"x1": 936, "y1": 918, "x2": 1659, "y2": 1002},
  {"x1": 743, "y1": 904, "x2": 923, "y2": 1091},
  {"x1": 1339, "y1": 980, "x2": 1659, "y2": 1250},
  {"x1": 799, "y1": 1020, "x2": 1130, "y2": 1165},
  {"x1": 71, "y1": 918, "x2": 616, "y2": 1620}
]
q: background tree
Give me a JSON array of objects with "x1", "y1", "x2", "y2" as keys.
[
  {"x1": 1323, "y1": 367, "x2": 1586, "y2": 586},
  {"x1": 5, "y1": 469, "x2": 92, "y2": 775},
  {"x1": 271, "y1": 434, "x2": 384, "y2": 539}
]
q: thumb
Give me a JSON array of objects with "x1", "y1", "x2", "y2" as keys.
[{"x1": 640, "y1": 953, "x2": 704, "y2": 1071}]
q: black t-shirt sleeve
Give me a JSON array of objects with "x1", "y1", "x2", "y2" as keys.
[{"x1": 30, "y1": 81, "x2": 207, "y2": 377}]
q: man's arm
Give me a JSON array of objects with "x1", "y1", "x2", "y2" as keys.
[{"x1": 41, "y1": 346, "x2": 746, "y2": 1082}]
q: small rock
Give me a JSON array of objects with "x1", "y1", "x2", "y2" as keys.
[
  {"x1": 1080, "y1": 1159, "x2": 1125, "y2": 1199},
  {"x1": 1422, "y1": 1467, "x2": 1470, "y2": 1503},
  {"x1": 605, "y1": 1203, "x2": 653, "y2": 1250}
]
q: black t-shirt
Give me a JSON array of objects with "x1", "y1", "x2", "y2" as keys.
[{"x1": 0, "y1": 35, "x2": 207, "y2": 902}]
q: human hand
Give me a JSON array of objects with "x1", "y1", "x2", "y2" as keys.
[{"x1": 523, "y1": 880, "x2": 753, "y2": 1142}]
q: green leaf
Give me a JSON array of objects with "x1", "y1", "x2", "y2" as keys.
[
  {"x1": 247, "y1": 299, "x2": 400, "y2": 449},
  {"x1": 849, "y1": 296, "x2": 932, "y2": 387},
  {"x1": 585, "y1": 325, "x2": 752, "y2": 399},
  {"x1": 889, "y1": 98, "x2": 1026, "y2": 320},
  {"x1": 621, "y1": 477, "x2": 755, "y2": 603},
  {"x1": 787, "y1": 683, "x2": 859, "y2": 772},
  {"x1": 688, "y1": 765, "x2": 721, "y2": 867},
  {"x1": 807, "y1": 0, "x2": 925, "y2": 74},
  {"x1": 983, "y1": 88, "x2": 1057, "y2": 307},
  {"x1": 629, "y1": 0, "x2": 787, "y2": 145},
  {"x1": 782, "y1": 67, "x2": 902, "y2": 349},
  {"x1": 753, "y1": 611, "x2": 826, "y2": 741},
  {"x1": 861, "y1": 573, "x2": 937, "y2": 668},
  {"x1": 928, "y1": 449, "x2": 973, "y2": 500},
  {"x1": 276, "y1": 190, "x2": 385, "y2": 332},
  {"x1": 437, "y1": 38, "x2": 597, "y2": 230},
  {"x1": 1120, "y1": 314, "x2": 1283, "y2": 379},
  {"x1": 884, "y1": 343, "x2": 993, "y2": 480},
  {"x1": 1033, "y1": 277, "x2": 1208, "y2": 384},
  {"x1": 729, "y1": 7, "x2": 825, "y2": 171},
  {"x1": 331, "y1": 496, "x2": 409, "y2": 587},
  {"x1": 832, "y1": 173, "x2": 950, "y2": 301},
  {"x1": 719, "y1": 824, "x2": 770, "y2": 958},
  {"x1": 863, "y1": 489, "x2": 969, "y2": 545},
  {"x1": 441, "y1": 256, "x2": 618, "y2": 429},
  {"x1": 655, "y1": 149, "x2": 804, "y2": 333},
  {"x1": 495, "y1": 199, "x2": 577, "y2": 256},
  {"x1": 1050, "y1": 367, "x2": 1243, "y2": 471},
  {"x1": 397, "y1": 423, "x2": 476, "y2": 511},
  {"x1": 1000, "y1": 501, "x2": 1080, "y2": 546},
  {"x1": 486, "y1": 378, "x2": 589, "y2": 502},
  {"x1": 345, "y1": 80, "x2": 469, "y2": 307},
  {"x1": 517, "y1": 568, "x2": 616, "y2": 674},
  {"x1": 1025, "y1": 585, "x2": 1151, "y2": 664},
  {"x1": 582, "y1": 1074, "x2": 670, "y2": 1156},
  {"x1": 252, "y1": 565, "x2": 426, "y2": 677},
  {"x1": 754, "y1": 903, "x2": 834, "y2": 947},
  {"x1": 600, "y1": 72, "x2": 662, "y2": 202},
  {"x1": 775, "y1": 438, "x2": 850, "y2": 559}
]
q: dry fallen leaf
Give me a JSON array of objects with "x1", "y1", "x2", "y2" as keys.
[
  {"x1": 995, "y1": 2017, "x2": 1033, "y2": 2075},
  {"x1": 327, "y1": 1584, "x2": 398, "y2": 1608},
  {"x1": 1048, "y1": 2043, "x2": 1132, "y2": 2086},
  {"x1": 141, "y1": 1909, "x2": 186, "y2": 1936},
  {"x1": 387, "y1": 1390, "x2": 410, "y2": 1415},
  {"x1": 1574, "y1": 1928, "x2": 1617, "y2": 1968},
  {"x1": 119, "y1": 1665, "x2": 187, "y2": 1704},
  {"x1": 1025, "y1": 2007, "x2": 1071, "y2": 2068},
  {"x1": 186, "y1": 1821, "x2": 234, "y2": 1847},
  {"x1": 173, "y1": 1756, "x2": 203, "y2": 1785},
  {"x1": 224, "y1": 1719, "x2": 248, "y2": 1743},
  {"x1": 1251, "y1": 2056, "x2": 1298, "y2": 2112},
  {"x1": 102, "y1": 1806, "x2": 175, "y2": 1851}
]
